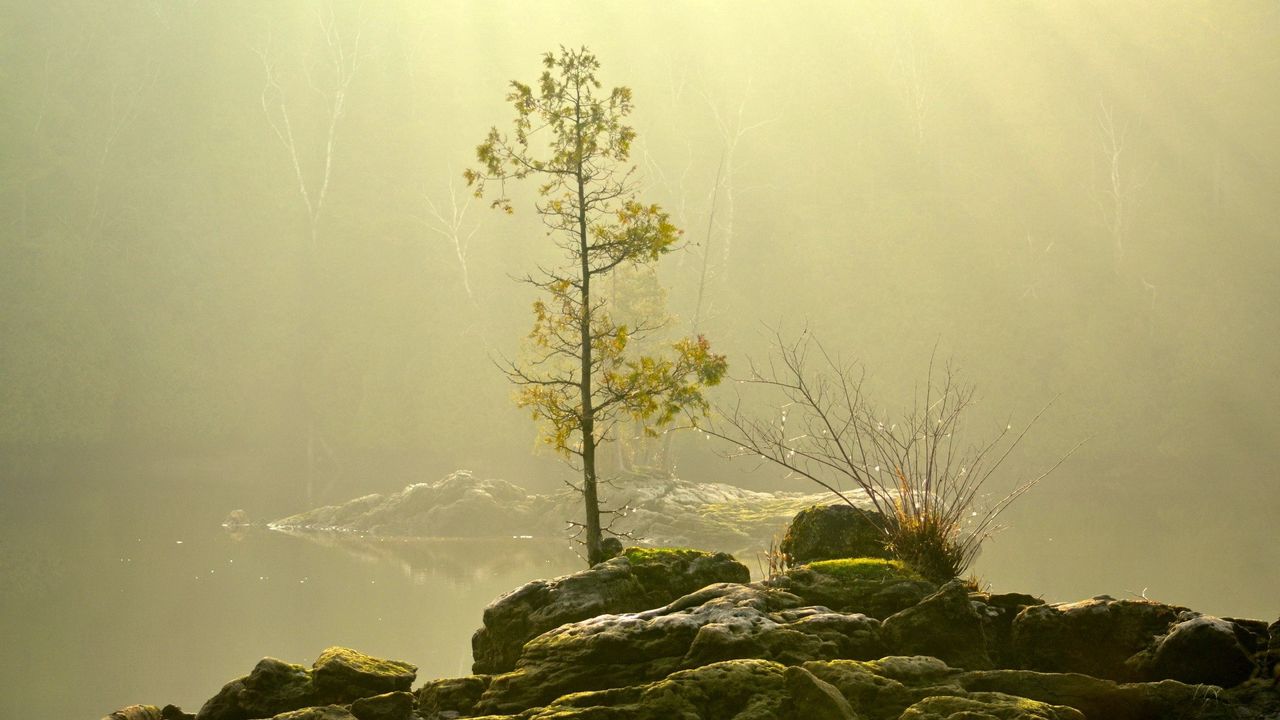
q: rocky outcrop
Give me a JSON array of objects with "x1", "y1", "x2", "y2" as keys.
[
  {"x1": 269, "y1": 471, "x2": 837, "y2": 553},
  {"x1": 471, "y1": 547, "x2": 750, "y2": 674},
  {"x1": 107, "y1": 522, "x2": 1280, "y2": 720},
  {"x1": 269, "y1": 473, "x2": 553, "y2": 538},
  {"x1": 473, "y1": 582, "x2": 886, "y2": 715},
  {"x1": 458, "y1": 572, "x2": 1277, "y2": 719},
  {"x1": 1010, "y1": 596, "x2": 1188, "y2": 680},
  {"x1": 780, "y1": 504, "x2": 890, "y2": 564},
  {"x1": 767, "y1": 558, "x2": 937, "y2": 619},
  {"x1": 464, "y1": 657, "x2": 1218, "y2": 720},
  {"x1": 109, "y1": 585, "x2": 1280, "y2": 720}
]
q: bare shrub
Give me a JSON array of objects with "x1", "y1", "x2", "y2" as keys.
[{"x1": 702, "y1": 330, "x2": 1079, "y2": 582}]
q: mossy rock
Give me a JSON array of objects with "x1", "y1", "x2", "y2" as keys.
[
  {"x1": 805, "y1": 558, "x2": 922, "y2": 582},
  {"x1": 622, "y1": 546, "x2": 750, "y2": 602},
  {"x1": 781, "y1": 504, "x2": 891, "y2": 565},
  {"x1": 473, "y1": 583, "x2": 842, "y2": 715},
  {"x1": 534, "y1": 659, "x2": 791, "y2": 719},
  {"x1": 769, "y1": 559, "x2": 936, "y2": 620},
  {"x1": 471, "y1": 547, "x2": 749, "y2": 675},
  {"x1": 195, "y1": 657, "x2": 319, "y2": 720},
  {"x1": 311, "y1": 647, "x2": 416, "y2": 704},
  {"x1": 474, "y1": 660, "x2": 819, "y2": 719}
]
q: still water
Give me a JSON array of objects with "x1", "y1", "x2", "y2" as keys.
[
  {"x1": 0, "y1": 456, "x2": 581, "y2": 719},
  {"x1": 3, "y1": 453, "x2": 1277, "y2": 718}
]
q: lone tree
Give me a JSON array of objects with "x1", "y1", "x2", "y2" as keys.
[{"x1": 466, "y1": 47, "x2": 727, "y2": 566}]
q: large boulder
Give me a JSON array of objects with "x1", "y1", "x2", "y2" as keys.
[
  {"x1": 1011, "y1": 596, "x2": 1187, "y2": 680},
  {"x1": 473, "y1": 583, "x2": 883, "y2": 715},
  {"x1": 781, "y1": 504, "x2": 891, "y2": 565},
  {"x1": 196, "y1": 657, "x2": 318, "y2": 720},
  {"x1": 471, "y1": 547, "x2": 750, "y2": 674},
  {"x1": 1126, "y1": 615, "x2": 1258, "y2": 687},
  {"x1": 311, "y1": 647, "x2": 416, "y2": 704},
  {"x1": 881, "y1": 580, "x2": 993, "y2": 670},
  {"x1": 768, "y1": 558, "x2": 936, "y2": 619}
]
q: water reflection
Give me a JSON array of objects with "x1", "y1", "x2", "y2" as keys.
[
  {"x1": 1, "y1": 516, "x2": 580, "y2": 719},
  {"x1": 262, "y1": 527, "x2": 579, "y2": 587}
]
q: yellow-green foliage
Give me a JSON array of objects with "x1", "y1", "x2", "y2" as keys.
[{"x1": 804, "y1": 558, "x2": 923, "y2": 582}]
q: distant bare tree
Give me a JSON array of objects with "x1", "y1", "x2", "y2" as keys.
[
  {"x1": 892, "y1": 31, "x2": 930, "y2": 158},
  {"x1": 1093, "y1": 102, "x2": 1146, "y2": 271},
  {"x1": 417, "y1": 172, "x2": 481, "y2": 300},
  {"x1": 255, "y1": 5, "x2": 363, "y2": 504},
  {"x1": 256, "y1": 6, "x2": 361, "y2": 249},
  {"x1": 699, "y1": 90, "x2": 772, "y2": 306}
]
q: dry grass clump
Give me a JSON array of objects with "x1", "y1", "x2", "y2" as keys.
[{"x1": 705, "y1": 330, "x2": 1081, "y2": 583}]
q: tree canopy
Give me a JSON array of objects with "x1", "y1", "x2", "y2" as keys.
[{"x1": 467, "y1": 47, "x2": 727, "y2": 565}]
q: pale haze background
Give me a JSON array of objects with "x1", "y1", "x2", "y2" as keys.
[{"x1": 1, "y1": 2, "x2": 1277, "y2": 717}]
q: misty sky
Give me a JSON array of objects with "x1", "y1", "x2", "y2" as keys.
[{"x1": 2, "y1": 1, "x2": 1278, "y2": 614}]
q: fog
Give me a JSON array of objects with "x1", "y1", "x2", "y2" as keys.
[{"x1": 1, "y1": 1, "x2": 1278, "y2": 715}]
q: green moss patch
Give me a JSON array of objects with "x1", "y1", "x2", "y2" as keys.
[
  {"x1": 804, "y1": 558, "x2": 923, "y2": 582},
  {"x1": 622, "y1": 546, "x2": 707, "y2": 564}
]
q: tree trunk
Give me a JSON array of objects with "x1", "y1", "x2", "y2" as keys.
[{"x1": 575, "y1": 92, "x2": 604, "y2": 567}]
